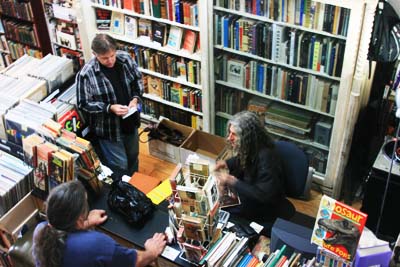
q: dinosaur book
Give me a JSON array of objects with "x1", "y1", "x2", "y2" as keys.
[{"x1": 311, "y1": 195, "x2": 367, "y2": 262}]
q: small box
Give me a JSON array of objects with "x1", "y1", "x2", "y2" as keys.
[
  {"x1": 314, "y1": 121, "x2": 332, "y2": 147},
  {"x1": 180, "y1": 130, "x2": 226, "y2": 165},
  {"x1": 148, "y1": 119, "x2": 194, "y2": 164}
]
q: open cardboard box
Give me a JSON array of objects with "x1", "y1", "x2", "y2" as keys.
[
  {"x1": 180, "y1": 130, "x2": 227, "y2": 165},
  {"x1": 148, "y1": 119, "x2": 195, "y2": 164},
  {"x1": 0, "y1": 192, "x2": 41, "y2": 246}
]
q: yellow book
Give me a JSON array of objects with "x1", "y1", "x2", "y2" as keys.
[{"x1": 146, "y1": 179, "x2": 173, "y2": 205}]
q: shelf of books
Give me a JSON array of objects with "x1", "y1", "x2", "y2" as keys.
[
  {"x1": 210, "y1": 0, "x2": 377, "y2": 195},
  {"x1": 0, "y1": 0, "x2": 52, "y2": 64},
  {"x1": 78, "y1": 0, "x2": 211, "y2": 131},
  {"x1": 43, "y1": 0, "x2": 86, "y2": 72}
]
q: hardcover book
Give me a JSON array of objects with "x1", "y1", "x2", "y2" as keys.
[
  {"x1": 124, "y1": 15, "x2": 138, "y2": 39},
  {"x1": 166, "y1": 26, "x2": 183, "y2": 50},
  {"x1": 182, "y1": 30, "x2": 197, "y2": 54},
  {"x1": 110, "y1": 11, "x2": 125, "y2": 35},
  {"x1": 311, "y1": 195, "x2": 367, "y2": 262},
  {"x1": 95, "y1": 8, "x2": 111, "y2": 30},
  {"x1": 226, "y1": 59, "x2": 246, "y2": 87},
  {"x1": 138, "y1": 19, "x2": 152, "y2": 40},
  {"x1": 152, "y1": 22, "x2": 167, "y2": 46}
]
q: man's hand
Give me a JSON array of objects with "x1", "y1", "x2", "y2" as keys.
[
  {"x1": 110, "y1": 104, "x2": 129, "y2": 116},
  {"x1": 144, "y1": 233, "x2": 167, "y2": 258},
  {"x1": 216, "y1": 172, "x2": 237, "y2": 187},
  {"x1": 214, "y1": 160, "x2": 228, "y2": 171},
  {"x1": 85, "y1": 209, "x2": 108, "y2": 229},
  {"x1": 128, "y1": 98, "x2": 138, "y2": 109}
]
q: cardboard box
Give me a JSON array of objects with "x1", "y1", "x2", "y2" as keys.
[
  {"x1": 180, "y1": 130, "x2": 226, "y2": 165},
  {"x1": 0, "y1": 192, "x2": 39, "y2": 241},
  {"x1": 148, "y1": 119, "x2": 194, "y2": 164}
]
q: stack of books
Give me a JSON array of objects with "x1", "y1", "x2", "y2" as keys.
[{"x1": 265, "y1": 103, "x2": 313, "y2": 140}]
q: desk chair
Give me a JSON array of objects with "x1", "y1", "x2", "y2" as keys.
[{"x1": 275, "y1": 141, "x2": 314, "y2": 220}]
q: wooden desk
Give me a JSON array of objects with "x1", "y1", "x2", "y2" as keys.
[{"x1": 90, "y1": 184, "x2": 193, "y2": 267}]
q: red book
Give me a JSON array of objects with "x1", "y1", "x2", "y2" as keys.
[
  {"x1": 123, "y1": 0, "x2": 134, "y2": 10},
  {"x1": 182, "y1": 30, "x2": 197, "y2": 54}
]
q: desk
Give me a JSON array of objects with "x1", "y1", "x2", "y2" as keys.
[{"x1": 89, "y1": 184, "x2": 192, "y2": 267}]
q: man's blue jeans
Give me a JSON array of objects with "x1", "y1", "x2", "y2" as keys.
[{"x1": 98, "y1": 128, "x2": 139, "y2": 176}]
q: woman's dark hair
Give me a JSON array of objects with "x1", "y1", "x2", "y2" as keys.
[
  {"x1": 228, "y1": 111, "x2": 274, "y2": 169},
  {"x1": 91, "y1": 33, "x2": 117, "y2": 54},
  {"x1": 33, "y1": 181, "x2": 88, "y2": 267}
]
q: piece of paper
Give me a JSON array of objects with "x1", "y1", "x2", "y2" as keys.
[
  {"x1": 122, "y1": 107, "x2": 137, "y2": 119},
  {"x1": 161, "y1": 246, "x2": 180, "y2": 261}
]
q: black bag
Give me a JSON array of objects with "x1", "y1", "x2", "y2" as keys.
[
  {"x1": 107, "y1": 180, "x2": 155, "y2": 225},
  {"x1": 139, "y1": 123, "x2": 185, "y2": 146},
  {"x1": 368, "y1": 0, "x2": 400, "y2": 63}
]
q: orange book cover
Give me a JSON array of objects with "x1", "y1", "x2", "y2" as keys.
[
  {"x1": 129, "y1": 172, "x2": 161, "y2": 194},
  {"x1": 123, "y1": 0, "x2": 134, "y2": 10},
  {"x1": 182, "y1": 30, "x2": 197, "y2": 54}
]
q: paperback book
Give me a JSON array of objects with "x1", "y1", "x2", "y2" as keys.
[{"x1": 311, "y1": 195, "x2": 367, "y2": 262}]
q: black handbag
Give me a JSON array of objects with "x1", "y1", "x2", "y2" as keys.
[{"x1": 107, "y1": 180, "x2": 155, "y2": 225}]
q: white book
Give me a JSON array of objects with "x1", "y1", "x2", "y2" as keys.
[
  {"x1": 110, "y1": 11, "x2": 125, "y2": 35},
  {"x1": 166, "y1": 26, "x2": 183, "y2": 51},
  {"x1": 124, "y1": 15, "x2": 137, "y2": 39}
]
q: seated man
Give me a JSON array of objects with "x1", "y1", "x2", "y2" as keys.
[{"x1": 214, "y1": 111, "x2": 287, "y2": 234}]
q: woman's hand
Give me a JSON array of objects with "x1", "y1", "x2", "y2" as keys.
[{"x1": 85, "y1": 209, "x2": 108, "y2": 229}]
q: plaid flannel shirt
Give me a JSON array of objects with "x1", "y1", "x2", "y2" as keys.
[{"x1": 76, "y1": 51, "x2": 143, "y2": 141}]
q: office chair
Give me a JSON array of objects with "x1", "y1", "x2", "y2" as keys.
[{"x1": 274, "y1": 140, "x2": 314, "y2": 220}]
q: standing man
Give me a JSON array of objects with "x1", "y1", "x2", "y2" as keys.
[{"x1": 76, "y1": 33, "x2": 143, "y2": 176}]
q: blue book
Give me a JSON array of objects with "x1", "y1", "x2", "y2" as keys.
[
  {"x1": 223, "y1": 16, "x2": 230, "y2": 47},
  {"x1": 257, "y1": 64, "x2": 264, "y2": 93},
  {"x1": 238, "y1": 253, "x2": 253, "y2": 267},
  {"x1": 174, "y1": 0, "x2": 182, "y2": 23}
]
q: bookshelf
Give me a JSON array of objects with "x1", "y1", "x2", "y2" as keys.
[
  {"x1": 209, "y1": 0, "x2": 378, "y2": 197},
  {"x1": 0, "y1": 0, "x2": 52, "y2": 64},
  {"x1": 43, "y1": 0, "x2": 86, "y2": 72},
  {"x1": 77, "y1": 0, "x2": 212, "y2": 131}
]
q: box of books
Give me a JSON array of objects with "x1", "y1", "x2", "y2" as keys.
[
  {"x1": 180, "y1": 130, "x2": 226, "y2": 166},
  {"x1": 148, "y1": 119, "x2": 194, "y2": 164}
]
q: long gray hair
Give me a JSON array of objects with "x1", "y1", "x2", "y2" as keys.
[{"x1": 228, "y1": 111, "x2": 274, "y2": 169}]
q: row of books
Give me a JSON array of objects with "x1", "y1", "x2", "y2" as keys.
[
  {"x1": 0, "y1": 34, "x2": 8, "y2": 51},
  {"x1": 118, "y1": 43, "x2": 201, "y2": 85},
  {"x1": 2, "y1": 19, "x2": 39, "y2": 48},
  {"x1": 216, "y1": 56, "x2": 339, "y2": 115},
  {"x1": 2, "y1": 54, "x2": 74, "y2": 93},
  {"x1": 145, "y1": 75, "x2": 203, "y2": 112},
  {"x1": 0, "y1": 52, "x2": 12, "y2": 70},
  {"x1": 5, "y1": 40, "x2": 42, "y2": 61},
  {"x1": 215, "y1": 14, "x2": 345, "y2": 78},
  {"x1": 0, "y1": 0, "x2": 34, "y2": 22},
  {"x1": 215, "y1": 0, "x2": 350, "y2": 37},
  {"x1": 96, "y1": 0, "x2": 199, "y2": 26},
  {"x1": 4, "y1": 98, "x2": 56, "y2": 146},
  {"x1": 0, "y1": 248, "x2": 11, "y2": 267},
  {"x1": 97, "y1": 9, "x2": 200, "y2": 53},
  {"x1": 142, "y1": 98, "x2": 203, "y2": 129},
  {"x1": 22, "y1": 133, "x2": 75, "y2": 195},
  {"x1": 0, "y1": 151, "x2": 33, "y2": 217},
  {"x1": 216, "y1": 87, "x2": 248, "y2": 115}
]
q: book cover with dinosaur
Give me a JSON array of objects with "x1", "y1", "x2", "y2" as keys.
[{"x1": 311, "y1": 195, "x2": 367, "y2": 262}]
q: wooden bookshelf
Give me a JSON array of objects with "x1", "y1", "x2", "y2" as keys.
[{"x1": 0, "y1": 0, "x2": 52, "y2": 64}]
